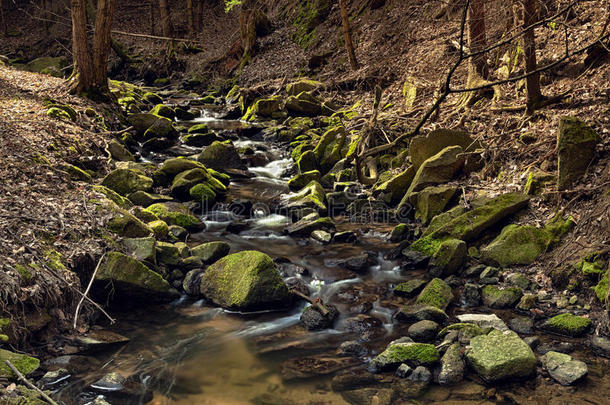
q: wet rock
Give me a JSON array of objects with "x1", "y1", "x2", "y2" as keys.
[
  {"x1": 286, "y1": 215, "x2": 335, "y2": 237},
  {"x1": 341, "y1": 253, "x2": 375, "y2": 272},
  {"x1": 90, "y1": 372, "x2": 153, "y2": 402},
  {"x1": 481, "y1": 285, "x2": 523, "y2": 308},
  {"x1": 429, "y1": 238, "x2": 467, "y2": 277},
  {"x1": 197, "y1": 140, "x2": 246, "y2": 171},
  {"x1": 39, "y1": 368, "x2": 70, "y2": 388},
  {"x1": 343, "y1": 314, "x2": 384, "y2": 339},
  {"x1": 395, "y1": 304, "x2": 449, "y2": 324},
  {"x1": 389, "y1": 223, "x2": 413, "y2": 243},
  {"x1": 407, "y1": 366, "x2": 432, "y2": 383},
  {"x1": 178, "y1": 256, "x2": 203, "y2": 271},
  {"x1": 73, "y1": 330, "x2": 130, "y2": 354},
  {"x1": 541, "y1": 313, "x2": 591, "y2": 337},
  {"x1": 408, "y1": 320, "x2": 439, "y2": 342},
  {"x1": 537, "y1": 341, "x2": 575, "y2": 355},
  {"x1": 394, "y1": 279, "x2": 427, "y2": 297},
  {"x1": 311, "y1": 229, "x2": 332, "y2": 244},
  {"x1": 300, "y1": 304, "x2": 339, "y2": 330},
  {"x1": 369, "y1": 342, "x2": 440, "y2": 372},
  {"x1": 517, "y1": 293, "x2": 537, "y2": 311},
  {"x1": 523, "y1": 336, "x2": 540, "y2": 349},
  {"x1": 331, "y1": 368, "x2": 380, "y2": 392},
  {"x1": 91, "y1": 371, "x2": 126, "y2": 392},
  {"x1": 557, "y1": 116, "x2": 600, "y2": 190},
  {"x1": 438, "y1": 343, "x2": 464, "y2": 385},
  {"x1": 590, "y1": 336, "x2": 610, "y2": 358},
  {"x1": 333, "y1": 231, "x2": 358, "y2": 243},
  {"x1": 0, "y1": 349, "x2": 39, "y2": 379},
  {"x1": 540, "y1": 351, "x2": 588, "y2": 385},
  {"x1": 415, "y1": 278, "x2": 453, "y2": 310},
  {"x1": 190, "y1": 241, "x2": 230, "y2": 264},
  {"x1": 401, "y1": 249, "x2": 430, "y2": 270},
  {"x1": 281, "y1": 355, "x2": 359, "y2": 380},
  {"x1": 102, "y1": 168, "x2": 153, "y2": 196},
  {"x1": 94, "y1": 252, "x2": 178, "y2": 304},
  {"x1": 509, "y1": 317, "x2": 534, "y2": 334},
  {"x1": 341, "y1": 388, "x2": 394, "y2": 405},
  {"x1": 465, "y1": 329, "x2": 536, "y2": 382},
  {"x1": 182, "y1": 269, "x2": 204, "y2": 296},
  {"x1": 200, "y1": 250, "x2": 292, "y2": 310},
  {"x1": 462, "y1": 283, "x2": 481, "y2": 307},
  {"x1": 456, "y1": 313, "x2": 508, "y2": 331},
  {"x1": 182, "y1": 132, "x2": 219, "y2": 147},
  {"x1": 395, "y1": 363, "x2": 413, "y2": 378},
  {"x1": 338, "y1": 341, "x2": 368, "y2": 357}
]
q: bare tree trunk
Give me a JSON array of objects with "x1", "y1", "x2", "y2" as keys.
[
  {"x1": 0, "y1": 0, "x2": 7, "y2": 37},
  {"x1": 149, "y1": 0, "x2": 155, "y2": 35},
  {"x1": 523, "y1": 0, "x2": 542, "y2": 114},
  {"x1": 42, "y1": 0, "x2": 50, "y2": 34},
  {"x1": 339, "y1": 0, "x2": 359, "y2": 71},
  {"x1": 467, "y1": 0, "x2": 488, "y2": 80},
  {"x1": 239, "y1": 0, "x2": 256, "y2": 66},
  {"x1": 159, "y1": 0, "x2": 173, "y2": 37},
  {"x1": 70, "y1": 0, "x2": 95, "y2": 94},
  {"x1": 196, "y1": 0, "x2": 204, "y2": 31},
  {"x1": 187, "y1": 0, "x2": 195, "y2": 36},
  {"x1": 92, "y1": 0, "x2": 115, "y2": 91}
]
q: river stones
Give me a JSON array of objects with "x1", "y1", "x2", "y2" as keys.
[
  {"x1": 465, "y1": 329, "x2": 536, "y2": 382},
  {"x1": 73, "y1": 330, "x2": 130, "y2": 354},
  {"x1": 199, "y1": 250, "x2": 292, "y2": 310},
  {"x1": 102, "y1": 168, "x2": 153, "y2": 196},
  {"x1": 429, "y1": 238, "x2": 467, "y2": 277},
  {"x1": 395, "y1": 304, "x2": 449, "y2": 324},
  {"x1": 190, "y1": 241, "x2": 230, "y2": 264},
  {"x1": 144, "y1": 202, "x2": 204, "y2": 232},
  {"x1": 122, "y1": 237, "x2": 156, "y2": 264},
  {"x1": 406, "y1": 146, "x2": 465, "y2": 195},
  {"x1": 408, "y1": 320, "x2": 439, "y2": 342},
  {"x1": 313, "y1": 126, "x2": 346, "y2": 173},
  {"x1": 369, "y1": 342, "x2": 440, "y2": 372},
  {"x1": 0, "y1": 349, "x2": 39, "y2": 379},
  {"x1": 94, "y1": 252, "x2": 178, "y2": 304},
  {"x1": 415, "y1": 278, "x2": 453, "y2": 311},
  {"x1": 481, "y1": 286, "x2": 523, "y2": 308},
  {"x1": 107, "y1": 139, "x2": 135, "y2": 162},
  {"x1": 438, "y1": 343, "x2": 465, "y2": 385},
  {"x1": 394, "y1": 279, "x2": 427, "y2": 297},
  {"x1": 288, "y1": 170, "x2": 321, "y2": 191},
  {"x1": 197, "y1": 140, "x2": 246, "y2": 171},
  {"x1": 286, "y1": 214, "x2": 335, "y2": 237},
  {"x1": 300, "y1": 304, "x2": 339, "y2": 330},
  {"x1": 540, "y1": 351, "x2": 588, "y2": 385},
  {"x1": 541, "y1": 313, "x2": 591, "y2": 337},
  {"x1": 286, "y1": 79, "x2": 323, "y2": 95},
  {"x1": 456, "y1": 313, "x2": 508, "y2": 331}
]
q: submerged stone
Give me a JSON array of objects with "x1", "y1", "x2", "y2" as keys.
[
  {"x1": 541, "y1": 313, "x2": 591, "y2": 337},
  {"x1": 540, "y1": 351, "x2": 588, "y2": 385}
]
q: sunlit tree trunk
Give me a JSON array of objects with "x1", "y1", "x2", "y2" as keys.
[
  {"x1": 159, "y1": 0, "x2": 173, "y2": 37},
  {"x1": 339, "y1": 0, "x2": 358, "y2": 71},
  {"x1": 92, "y1": 0, "x2": 115, "y2": 90},
  {"x1": 467, "y1": 0, "x2": 488, "y2": 81},
  {"x1": 71, "y1": 0, "x2": 94, "y2": 94},
  {"x1": 523, "y1": 0, "x2": 542, "y2": 114}
]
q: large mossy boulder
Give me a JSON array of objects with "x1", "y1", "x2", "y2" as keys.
[
  {"x1": 101, "y1": 169, "x2": 153, "y2": 196},
  {"x1": 409, "y1": 129, "x2": 481, "y2": 170},
  {"x1": 557, "y1": 117, "x2": 600, "y2": 190},
  {"x1": 159, "y1": 157, "x2": 205, "y2": 179},
  {"x1": 374, "y1": 166, "x2": 416, "y2": 206},
  {"x1": 143, "y1": 117, "x2": 178, "y2": 141},
  {"x1": 406, "y1": 146, "x2": 465, "y2": 195},
  {"x1": 416, "y1": 278, "x2": 453, "y2": 310},
  {"x1": 197, "y1": 141, "x2": 245, "y2": 171},
  {"x1": 288, "y1": 170, "x2": 321, "y2": 191},
  {"x1": 145, "y1": 202, "x2": 204, "y2": 232},
  {"x1": 409, "y1": 185, "x2": 459, "y2": 224},
  {"x1": 285, "y1": 91, "x2": 322, "y2": 116},
  {"x1": 170, "y1": 168, "x2": 225, "y2": 201},
  {"x1": 244, "y1": 97, "x2": 284, "y2": 120},
  {"x1": 370, "y1": 342, "x2": 440, "y2": 372},
  {"x1": 411, "y1": 193, "x2": 530, "y2": 256},
  {"x1": 127, "y1": 113, "x2": 160, "y2": 136},
  {"x1": 313, "y1": 126, "x2": 346, "y2": 173},
  {"x1": 429, "y1": 238, "x2": 467, "y2": 277},
  {"x1": 95, "y1": 252, "x2": 178, "y2": 303},
  {"x1": 199, "y1": 250, "x2": 292, "y2": 310},
  {"x1": 107, "y1": 140, "x2": 136, "y2": 162},
  {"x1": 286, "y1": 180, "x2": 327, "y2": 213},
  {"x1": 466, "y1": 329, "x2": 536, "y2": 382},
  {"x1": 149, "y1": 104, "x2": 175, "y2": 120},
  {"x1": 0, "y1": 349, "x2": 39, "y2": 379},
  {"x1": 106, "y1": 203, "x2": 153, "y2": 238},
  {"x1": 24, "y1": 56, "x2": 67, "y2": 77}
]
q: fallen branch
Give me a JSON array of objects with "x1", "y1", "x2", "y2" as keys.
[
  {"x1": 291, "y1": 289, "x2": 329, "y2": 316},
  {"x1": 4, "y1": 360, "x2": 59, "y2": 405},
  {"x1": 73, "y1": 253, "x2": 105, "y2": 330},
  {"x1": 111, "y1": 30, "x2": 199, "y2": 43}
]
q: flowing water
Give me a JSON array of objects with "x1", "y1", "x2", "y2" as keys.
[{"x1": 52, "y1": 104, "x2": 610, "y2": 405}]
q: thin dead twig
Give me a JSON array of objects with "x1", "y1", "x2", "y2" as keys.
[{"x1": 4, "y1": 360, "x2": 59, "y2": 405}]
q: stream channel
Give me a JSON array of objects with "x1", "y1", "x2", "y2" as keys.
[{"x1": 50, "y1": 98, "x2": 610, "y2": 405}]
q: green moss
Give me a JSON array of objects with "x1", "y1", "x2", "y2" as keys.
[
  {"x1": 0, "y1": 349, "x2": 40, "y2": 379},
  {"x1": 149, "y1": 104, "x2": 175, "y2": 119},
  {"x1": 46, "y1": 107, "x2": 71, "y2": 120},
  {"x1": 101, "y1": 168, "x2": 154, "y2": 196},
  {"x1": 44, "y1": 250, "x2": 66, "y2": 271},
  {"x1": 371, "y1": 342, "x2": 440, "y2": 371},
  {"x1": 439, "y1": 322, "x2": 486, "y2": 338},
  {"x1": 188, "y1": 123, "x2": 209, "y2": 134},
  {"x1": 544, "y1": 313, "x2": 591, "y2": 336},
  {"x1": 97, "y1": 252, "x2": 171, "y2": 293},
  {"x1": 145, "y1": 203, "x2": 202, "y2": 231},
  {"x1": 148, "y1": 220, "x2": 169, "y2": 239},
  {"x1": 14, "y1": 264, "x2": 32, "y2": 281},
  {"x1": 93, "y1": 185, "x2": 133, "y2": 209},
  {"x1": 189, "y1": 183, "x2": 216, "y2": 202},
  {"x1": 143, "y1": 92, "x2": 163, "y2": 104},
  {"x1": 416, "y1": 278, "x2": 453, "y2": 310},
  {"x1": 593, "y1": 271, "x2": 608, "y2": 304},
  {"x1": 64, "y1": 164, "x2": 92, "y2": 182}
]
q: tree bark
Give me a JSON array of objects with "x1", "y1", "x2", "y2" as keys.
[
  {"x1": 523, "y1": 0, "x2": 542, "y2": 114},
  {"x1": 187, "y1": 0, "x2": 195, "y2": 35},
  {"x1": 239, "y1": 0, "x2": 256, "y2": 66},
  {"x1": 159, "y1": 0, "x2": 173, "y2": 37},
  {"x1": 71, "y1": 0, "x2": 94, "y2": 94},
  {"x1": 467, "y1": 0, "x2": 488, "y2": 80},
  {"x1": 196, "y1": 0, "x2": 204, "y2": 31},
  {"x1": 0, "y1": 0, "x2": 7, "y2": 37},
  {"x1": 149, "y1": 0, "x2": 155, "y2": 35},
  {"x1": 92, "y1": 0, "x2": 115, "y2": 91},
  {"x1": 339, "y1": 0, "x2": 359, "y2": 71}
]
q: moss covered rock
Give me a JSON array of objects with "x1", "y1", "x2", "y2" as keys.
[
  {"x1": 375, "y1": 166, "x2": 416, "y2": 206},
  {"x1": 406, "y1": 146, "x2": 465, "y2": 195},
  {"x1": 143, "y1": 117, "x2": 178, "y2": 140},
  {"x1": 105, "y1": 202, "x2": 153, "y2": 238},
  {"x1": 297, "y1": 149, "x2": 318, "y2": 172},
  {"x1": 465, "y1": 329, "x2": 536, "y2": 382},
  {"x1": 481, "y1": 286, "x2": 522, "y2": 308},
  {"x1": 411, "y1": 193, "x2": 530, "y2": 256},
  {"x1": 127, "y1": 113, "x2": 159, "y2": 136},
  {"x1": 557, "y1": 117, "x2": 600, "y2": 190},
  {"x1": 64, "y1": 164, "x2": 92, "y2": 182},
  {"x1": 25, "y1": 56, "x2": 67, "y2": 77},
  {"x1": 409, "y1": 129, "x2": 481, "y2": 170},
  {"x1": 183, "y1": 132, "x2": 218, "y2": 147},
  {"x1": 286, "y1": 215, "x2": 335, "y2": 237},
  {"x1": 191, "y1": 241, "x2": 230, "y2": 264},
  {"x1": 95, "y1": 252, "x2": 178, "y2": 303},
  {"x1": 313, "y1": 126, "x2": 346, "y2": 173},
  {"x1": 148, "y1": 219, "x2": 169, "y2": 239},
  {"x1": 107, "y1": 139, "x2": 135, "y2": 162},
  {"x1": 127, "y1": 191, "x2": 173, "y2": 207},
  {"x1": 159, "y1": 157, "x2": 205, "y2": 179},
  {"x1": 285, "y1": 91, "x2": 322, "y2": 116},
  {"x1": 429, "y1": 238, "x2": 467, "y2": 277},
  {"x1": 244, "y1": 96, "x2": 284, "y2": 120},
  {"x1": 189, "y1": 183, "x2": 217, "y2": 202},
  {"x1": 370, "y1": 342, "x2": 440, "y2": 372},
  {"x1": 410, "y1": 185, "x2": 459, "y2": 224},
  {"x1": 170, "y1": 168, "x2": 218, "y2": 200},
  {"x1": 145, "y1": 202, "x2": 204, "y2": 232},
  {"x1": 93, "y1": 185, "x2": 133, "y2": 209},
  {"x1": 542, "y1": 313, "x2": 591, "y2": 337},
  {"x1": 416, "y1": 278, "x2": 453, "y2": 310},
  {"x1": 286, "y1": 180, "x2": 327, "y2": 212},
  {"x1": 149, "y1": 104, "x2": 175, "y2": 120},
  {"x1": 394, "y1": 279, "x2": 427, "y2": 297},
  {"x1": 197, "y1": 141, "x2": 245, "y2": 171},
  {"x1": 199, "y1": 250, "x2": 291, "y2": 310},
  {"x1": 0, "y1": 349, "x2": 40, "y2": 379},
  {"x1": 46, "y1": 107, "x2": 72, "y2": 120},
  {"x1": 101, "y1": 169, "x2": 153, "y2": 196},
  {"x1": 288, "y1": 170, "x2": 321, "y2": 191},
  {"x1": 286, "y1": 79, "x2": 323, "y2": 95}
]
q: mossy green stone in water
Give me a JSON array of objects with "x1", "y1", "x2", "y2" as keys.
[
  {"x1": 394, "y1": 279, "x2": 426, "y2": 297},
  {"x1": 189, "y1": 183, "x2": 216, "y2": 202},
  {"x1": 371, "y1": 342, "x2": 439, "y2": 371},
  {"x1": 105, "y1": 203, "x2": 152, "y2": 238},
  {"x1": 101, "y1": 169, "x2": 153, "y2": 196},
  {"x1": 481, "y1": 286, "x2": 523, "y2": 308},
  {"x1": 159, "y1": 157, "x2": 205, "y2": 178},
  {"x1": 0, "y1": 349, "x2": 40, "y2": 379},
  {"x1": 199, "y1": 250, "x2": 291, "y2": 310},
  {"x1": 466, "y1": 329, "x2": 536, "y2": 382},
  {"x1": 145, "y1": 203, "x2": 203, "y2": 231},
  {"x1": 149, "y1": 104, "x2": 175, "y2": 119},
  {"x1": 416, "y1": 278, "x2": 453, "y2": 310},
  {"x1": 188, "y1": 123, "x2": 209, "y2": 134},
  {"x1": 542, "y1": 313, "x2": 591, "y2": 337}
]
